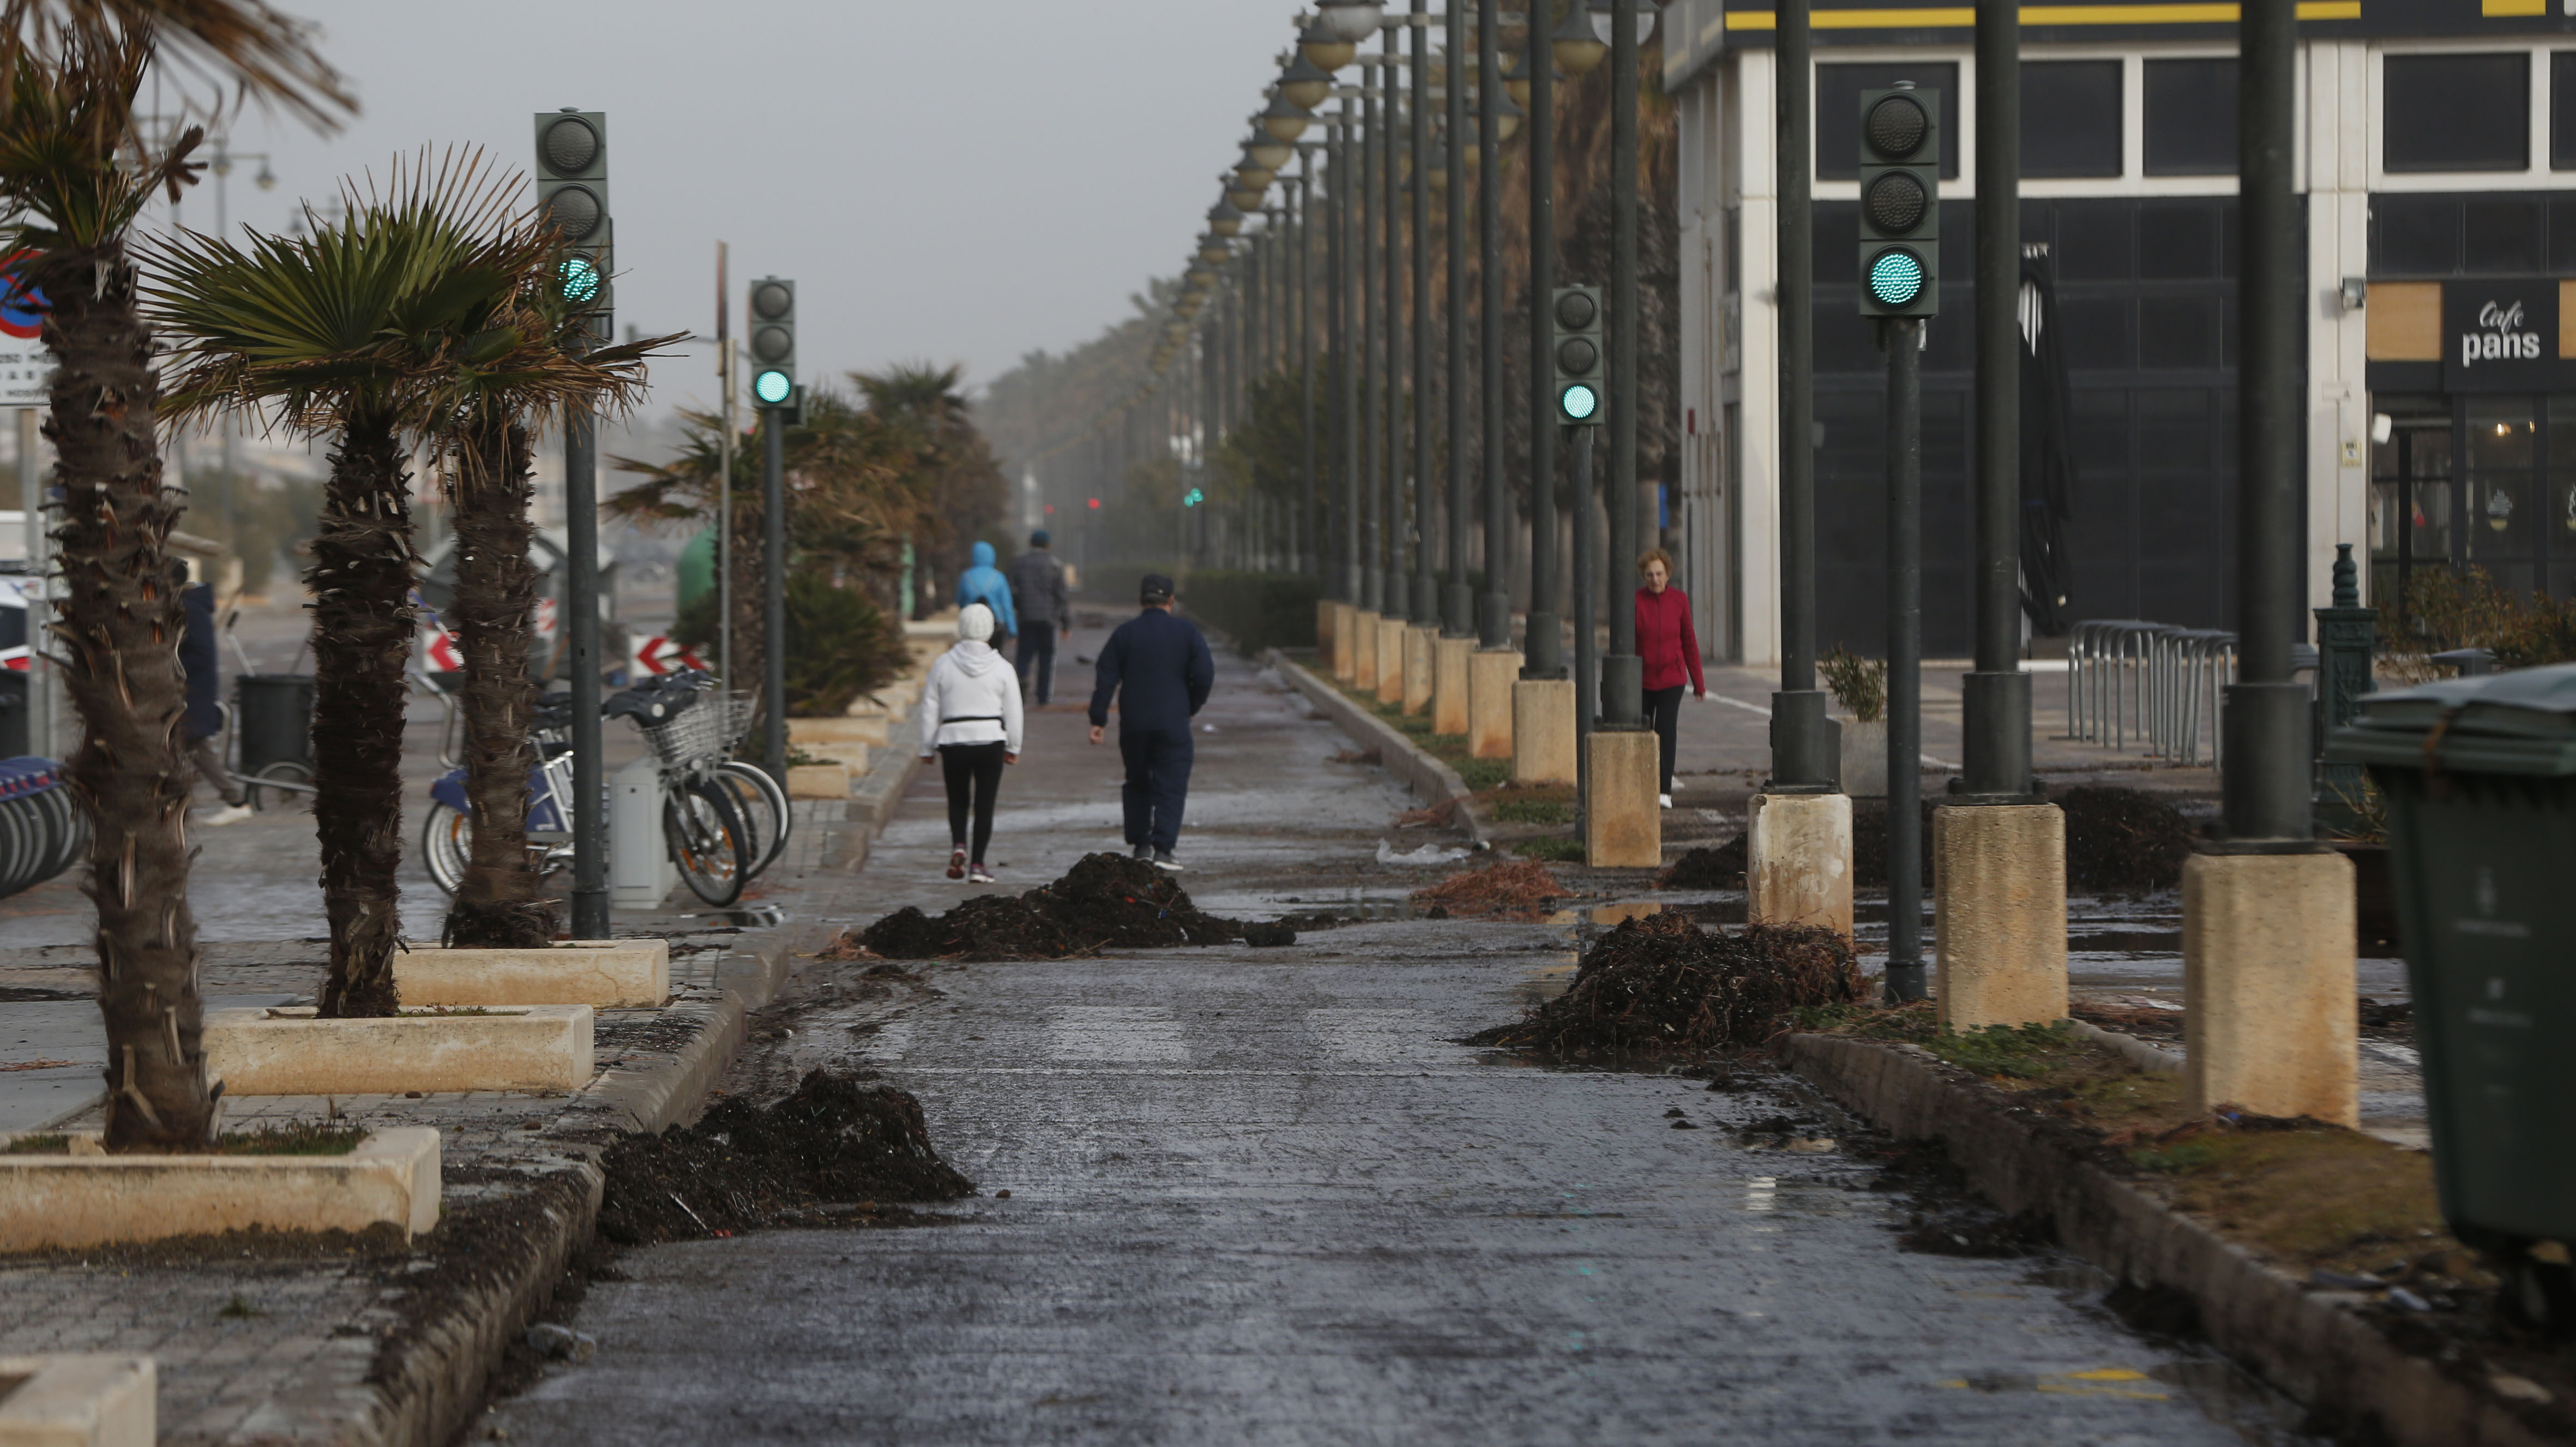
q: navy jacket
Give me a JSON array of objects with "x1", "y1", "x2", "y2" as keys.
[
  {"x1": 179, "y1": 581, "x2": 221, "y2": 742},
  {"x1": 1088, "y1": 608, "x2": 1214, "y2": 735}
]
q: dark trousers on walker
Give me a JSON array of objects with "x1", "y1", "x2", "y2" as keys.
[
  {"x1": 1643, "y1": 685, "x2": 1684, "y2": 794},
  {"x1": 1016, "y1": 628, "x2": 1057, "y2": 704},
  {"x1": 940, "y1": 742, "x2": 1006, "y2": 862},
  {"x1": 1117, "y1": 726, "x2": 1194, "y2": 852}
]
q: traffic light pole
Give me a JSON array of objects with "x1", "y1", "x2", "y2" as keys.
[
  {"x1": 564, "y1": 403, "x2": 608, "y2": 939},
  {"x1": 761, "y1": 407, "x2": 787, "y2": 785},
  {"x1": 1572, "y1": 425, "x2": 1597, "y2": 771},
  {"x1": 1521, "y1": 4, "x2": 1561, "y2": 680},
  {"x1": 1771, "y1": 0, "x2": 1831, "y2": 790},
  {"x1": 1884, "y1": 317, "x2": 1926, "y2": 1001}
]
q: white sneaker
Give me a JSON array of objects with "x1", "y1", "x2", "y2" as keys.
[
  {"x1": 1670, "y1": 778, "x2": 1685, "y2": 791},
  {"x1": 202, "y1": 803, "x2": 254, "y2": 827},
  {"x1": 1658, "y1": 794, "x2": 1673, "y2": 810}
]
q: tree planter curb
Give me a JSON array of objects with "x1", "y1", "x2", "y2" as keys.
[
  {"x1": 1266, "y1": 650, "x2": 1488, "y2": 850},
  {"x1": 0, "y1": 1354, "x2": 154, "y2": 1445},
  {"x1": 204, "y1": 1006, "x2": 593, "y2": 1096},
  {"x1": 0, "y1": 1127, "x2": 440, "y2": 1251},
  {"x1": 1780, "y1": 1032, "x2": 2555, "y2": 1447},
  {"x1": 393, "y1": 940, "x2": 669, "y2": 1010}
]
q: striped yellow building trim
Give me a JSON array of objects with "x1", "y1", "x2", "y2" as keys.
[
  {"x1": 1725, "y1": 1, "x2": 2361, "y2": 28},
  {"x1": 2483, "y1": 0, "x2": 2546, "y2": 16}
]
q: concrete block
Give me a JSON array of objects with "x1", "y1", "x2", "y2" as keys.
[
  {"x1": 0, "y1": 1356, "x2": 152, "y2": 1447},
  {"x1": 1433, "y1": 637, "x2": 1472, "y2": 737},
  {"x1": 1317, "y1": 599, "x2": 1342, "y2": 671},
  {"x1": 203, "y1": 1006, "x2": 593, "y2": 1096},
  {"x1": 1374, "y1": 617, "x2": 1406, "y2": 704},
  {"x1": 394, "y1": 939, "x2": 669, "y2": 1010},
  {"x1": 1469, "y1": 649, "x2": 1520, "y2": 759},
  {"x1": 1401, "y1": 626, "x2": 1437, "y2": 716},
  {"x1": 0, "y1": 1127, "x2": 440, "y2": 1251},
  {"x1": 1933, "y1": 803, "x2": 2068, "y2": 1028},
  {"x1": 1351, "y1": 610, "x2": 1381, "y2": 690},
  {"x1": 1840, "y1": 718, "x2": 1888, "y2": 798},
  {"x1": 1512, "y1": 678, "x2": 1577, "y2": 785},
  {"x1": 1330, "y1": 604, "x2": 1359, "y2": 683},
  {"x1": 2183, "y1": 851, "x2": 2359, "y2": 1126},
  {"x1": 786, "y1": 716, "x2": 887, "y2": 760},
  {"x1": 785, "y1": 762, "x2": 853, "y2": 800},
  {"x1": 1748, "y1": 792, "x2": 1855, "y2": 938},
  {"x1": 1584, "y1": 729, "x2": 1661, "y2": 868}
]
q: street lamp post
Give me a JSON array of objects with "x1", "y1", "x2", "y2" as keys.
[
  {"x1": 1410, "y1": 0, "x2": 1438, "y2": 625},
  {"x1": 1771, "y1": 0, "x2": 1829, "y2": 788},
  {"x1": 1381, "y1": 19, "x2": 1407, "y2": 629},
  {"x1": 1443, "y1": 0, "x2": 1472, "y2": 640},
  {"x1": 1476, "y1": 0, "x2": 1510, "y2": 653},
  {"x1": 1523, "y1": 0, "x2": 1563, "y2": 683},
  {"x1": 1298, "y1": 143, "x2": 1320, "y2": 578},
  {"x1": 1598, "y1": 0, "x2": 1642, "y2": 732},
  {"x1": 1360, "y1": 61, "x2": 1384, "y2": 612},
  {"x1": 1337, "y1": 101, "x2": 1363, "y2": 605}
]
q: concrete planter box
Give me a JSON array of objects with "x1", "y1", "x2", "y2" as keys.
[
  {"x1": 203, "y1": 1006, "x2": 592, "y2": 1096},
  {"x1": 787, "y1": 716, "x2": 888, "y2": 760},
  {"x1": 393, "y1": 940, "x2": 668, "y2": 1010},
  {"x1": 0, "y1": 1128, "x2": 440, "y2": 1252},
  {"x1": 1839, "y1": 718, "x2": 1888, "y2": 798},
  {"x1": 785, "y1": 762, "x2": 853, "y2": 800},
  {"x1": 0, "y1": 1355, "x2": 154, "y2": 1445}
]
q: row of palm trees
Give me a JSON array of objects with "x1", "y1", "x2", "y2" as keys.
[{"x1": 0, "y1": 4, "x2": 657, "y2": 1150}]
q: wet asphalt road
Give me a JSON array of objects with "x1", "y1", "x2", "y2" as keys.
[{"x1": 480, "y1": 619, "x2": 2303, "y2": 1446}]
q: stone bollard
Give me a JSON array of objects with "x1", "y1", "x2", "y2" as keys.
[
  {"x1": 1374, "y1": 616, "x2": 1407, "y2": 704},
  {"x1": 1351, "y1": 611, "x2": 1381, "y2": 690},
  {"x1": 1469, "y1": 650, "x2": 1520, "y2": 759},
  {"x1": 1317, "y1": 599, "x2": 1341, "y2": 672},
  {"x1": 1747, "y1": 792, "x2": 1855, "y2": 938},
  {"x1": 2183, "y1": 850, "x2": 2360, "y2": 1126},
  {"x1": 1403, "y1": 626, "x2": 1437, "y2": 716},
  {"x1": 1433, "y1": 637, "x2": 1473, "y2": 737},
  {"x1": 1931, "y1": 803, "x2": 2068, "y2": 1026},
  {"x1": 1329, "y1": 604, "x2": 1359, "y2": 683},
  {"x1": 1512, "y1": 678, "x2": 1576, "y2": 785},
  {"x1": 1585, "y1": 729, "x2": 1662, "y2": 867}
]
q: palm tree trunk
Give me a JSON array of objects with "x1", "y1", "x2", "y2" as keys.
[
  {"x1": 38, "y1": 241, "x2": 218, "y2": 1150},
  {"x1": 310, "y1": 411, "x2": 413, "y2": 1014},
  {"x1": 442, "y1": 411, "x2": 555, "y2": 947},
  {"x1": 729, "y1": 491, "x2": 764, "y2": 734}
]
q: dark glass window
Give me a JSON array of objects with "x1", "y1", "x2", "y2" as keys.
[
  {"x1": 2555, "y1": 53, "x2": 2576, "y2": 170},
  {"x1": 2023, "y1": 61, "x2": 2123, "y2": 177},
  {"x1": 2055, "y1": 203, "x2": 2134, "y2": 282},
  {"x1": 1817, "y1": 62, "x2": 1960, "y2": 180},
  {"x1": 2464, "y1": 196, "x2": 2544, "y2": 272},
  {"x1": 2144, "y1": 58, "x2": 2237, "y2": 175},
  {"x1": 2550, "y1": 196, "x2": 2576, "y2": 270},
  {"x1": 2384, "y1": 53, "x2": 2530, "y2": 173},
  {"x1": 2373, "y1": 195, "x2": 2460, "y2": 274},
  {"x1": 2138, "y1": 202, "x2": 2222, "y2": 280}
]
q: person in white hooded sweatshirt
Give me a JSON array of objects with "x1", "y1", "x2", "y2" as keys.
[{"x1": 919, "y1": 603, "x2": 1024, "y2": 884}]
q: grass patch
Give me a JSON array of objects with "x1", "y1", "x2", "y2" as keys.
[
  {"x1": 217, "y1": 1294, "x2": 266, "y2": 1319},
  {"x1": 3, "y1": 1133, "x2": 68, "y2": 1155},
  {"x1": 1490, "y1": 799, "x2": 1570, "y2": 825},
  {"x1": 1344, "y1": 681, "x2": 1511, "y2": 791},
  {"x1": 1926, "y1": 1020, "x2": 2097, "y2": 1080},
  {"x1": 1455, "y1": 758, "x2": 1512, "y2": 790},
  {"x1": 208, "y1": 1122, "x2": 367, "y2": 1157},
  {"x1": 1514, "y1": 837, "x2": 1587, "y2": 862}
]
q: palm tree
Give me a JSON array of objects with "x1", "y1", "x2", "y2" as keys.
[
  {"x1": 852, "y1": 363, "x2": 1008, "y2": 611},
  {"x1": 429, "y1": 254, "x2": 661, "y2": 948},
  {"x1": 0, "y1": 11, "x2": 346, "y2": 1151},
  {"x1": 147, "y1": 151, "x2": 557, "y2": 1014}
]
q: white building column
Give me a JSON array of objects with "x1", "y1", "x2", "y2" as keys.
[{"x1": 2307, "y1": 39, "x2": 2373, "y2": 608}]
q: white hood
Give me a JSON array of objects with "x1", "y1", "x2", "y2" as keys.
[{"x1": 946, "y1": 639, "x2": 1003, "y2": 677}]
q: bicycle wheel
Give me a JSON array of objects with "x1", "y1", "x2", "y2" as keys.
[
  {"x1": 247, "y1": 759, "x2": 314, "y2": 813},
  {"x1": 663, "y1": 777, "x2": 749, "y2": 906},
  {"x1": 420, "y1": 800, "x2": 471, "y2": 895},
  {"x1": 714, "y1": 760, "x2": 790, "y2": 876}
]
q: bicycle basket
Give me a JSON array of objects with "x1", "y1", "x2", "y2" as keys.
[{"x1": 638, "y1": 698, "x2": 728, "y2": 770}]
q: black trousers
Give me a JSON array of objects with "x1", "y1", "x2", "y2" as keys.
[
  {"x1": 1016, "y1": 627, "x2": 1057, "y2": 704},
  {"x1": 1643, "y1": 685, "x2": 1684, "y2": 794},
  {"x1": 1117, "y1": 726, "x2": 1194, "y2": 852},
  {"x1": 940, "y1": 741, "x2": 1007, "y2": 862}
]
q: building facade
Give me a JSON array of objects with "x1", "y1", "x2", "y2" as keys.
[{"x1": 1665, "y1": 0, "x2": 2576, "y2": 664}]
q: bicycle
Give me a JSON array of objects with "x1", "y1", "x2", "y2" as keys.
[{"x1": 417, "y1": 669, "x2": 781, "y2": 906}]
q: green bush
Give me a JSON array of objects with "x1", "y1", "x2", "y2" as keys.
[
  {"x1": 1515, "y1": 837, "x2": 1586, "y2": 862},
  {"x1": 675, "y1": 571, "x2": 909, "y2": 716},
  {"x1": 1180, "y1": 570, "x2": 1321, "y2": 656}
]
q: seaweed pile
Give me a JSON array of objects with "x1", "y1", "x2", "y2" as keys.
[
  {"x1": 1412, "y1": 859, "x2": 1567, "y2": 921},
  {"x1": 2057, "y1": 785, "x2": 2195, "y2": 893},
  {"x1": 1470, "y1": 912, "x2": 1863, "y2": 1058},
  {"x1": 596, "y1": 1069, "x2": 974, "y2": 1243},
  {"x1": 851, "y1": 852, "x2": 1243, "y2": 960}
]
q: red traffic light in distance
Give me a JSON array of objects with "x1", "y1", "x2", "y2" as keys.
[
  {"x1": 1087, "y1": 497, "x2": 1102, "y2": 509},
  {"x1": 1044, "y1": 504, "x2": 1055, "y2": 515}
]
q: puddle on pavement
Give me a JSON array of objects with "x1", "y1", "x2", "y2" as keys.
[
  {"x1": 1544, "y1": 901, "x2": 1664, "y2": 927},
  {"x1": 699, "y1": 904, "x2": 785, "y2": 929}
]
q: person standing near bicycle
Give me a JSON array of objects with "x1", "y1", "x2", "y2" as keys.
[
  {"x1": 177, "y1": 561, "x2": 251, "y2": 826},
  {"x1": 919, "y1": 603, "x2": 1022, "y2": 885}
]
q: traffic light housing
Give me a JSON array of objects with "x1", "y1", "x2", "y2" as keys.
[
  {"x1": 533, "y1": 110, "x2": 611, "y2": 332},
  {"x1": 1551, "y1": 285, "x2": 1605, "y2": 427},
  {"x1": 749, "y1": 277, "x2": 795, "y2": 409},
  {"x1": 1857, "y1": 86, "x2": 1939, "y2": 318}
]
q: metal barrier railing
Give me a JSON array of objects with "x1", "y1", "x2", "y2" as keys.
[{"x1": 2067, "y1": 620, "x2": 2315, "y2": 771}]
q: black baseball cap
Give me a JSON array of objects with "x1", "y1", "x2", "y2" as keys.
[{"x1": 1140, "y1": 574, "x2": 1176, "y2": 604}]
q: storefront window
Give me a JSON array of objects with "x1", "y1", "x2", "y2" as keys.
[
  {"x1": 2370, "y1": 398, "x2": 2452, "y2": 614},
  {"x1": 2549, "y1": 398, "x2": 2576, "y2": 595},
  {"x1": 2465, "y1": 398, "x2": 2539, "y2": 598}
]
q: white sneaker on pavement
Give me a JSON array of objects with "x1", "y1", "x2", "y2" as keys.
[
  {"x1": 1658, "y1": 794, "x2": 1673, "y2": 810},
  {"x1": 201, "y1": 803, "x2": 254, "y2": 827}
]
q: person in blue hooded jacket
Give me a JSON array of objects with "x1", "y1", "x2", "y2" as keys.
[{"x1": 954, "y1": 541, "x2": 1018, "y2": 641}]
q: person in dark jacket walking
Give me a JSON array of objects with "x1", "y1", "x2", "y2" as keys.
[
  {"x1": 1634, "y1": 548, "x2": 1705, "y2": 810},
  {"x1": 1006, "y1": 529, "x2": 1070, "y2": 704},
  {"x1": 177, "y1": 563, "x2": 251, "y2": 825},
  {"x1": 1087, "y1": 573, "x2": 1213, "y2": 872}
]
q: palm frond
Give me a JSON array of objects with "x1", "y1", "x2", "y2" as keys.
[{"x1": 0, "y1": 0, "x2": 353, "y2": 134}]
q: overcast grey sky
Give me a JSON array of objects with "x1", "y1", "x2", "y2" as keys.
[{"x1": 182, "y1": 1, "x2": 1310, "y2": 416}]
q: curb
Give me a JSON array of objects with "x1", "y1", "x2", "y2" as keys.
[
  {"x1": 1781, "y1": 1032, "x2": 2553, "y2": 1447},
  {"x1": 1266, "y1": 649, "x2": 1487, "y2": 850}
]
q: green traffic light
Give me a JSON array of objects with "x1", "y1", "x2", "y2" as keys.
[
  {"x1": 558, "y1": 255, "x2": 603, "y2": 305},
  {"x1": 753, "y1": 369, "x2": 793, "y2": 405},
  {"x1": 1867, "y1": 248, "x2": 1925, "y2": 308},
  {"x1": 1560, "y1": 383, "x2": 1599, "y2": 422}
]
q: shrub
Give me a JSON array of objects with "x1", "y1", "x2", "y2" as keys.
[
  {"x1": 1820, "y1": 647, "x2": 1886, "y2": 722},
  {"x1": 678, "y1": 572, "x2": 908, "y2": 716}
]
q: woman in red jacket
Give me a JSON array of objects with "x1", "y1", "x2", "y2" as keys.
[{"x1": 1635, "y1": 548, "x2": 1704, "y2": 809}]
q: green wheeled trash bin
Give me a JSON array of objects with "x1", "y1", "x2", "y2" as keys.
[{"x1": 2328, "y1": 664, "x2": 2576, "y2": 1330}]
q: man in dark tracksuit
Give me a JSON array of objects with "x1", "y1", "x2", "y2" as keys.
[
  {"x1": 1006, "y1": 529, "x2": 1070, "y2": 704},
  {"x1": 1087, "y1": 573, "x2": 1214, "y2": 872}
]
